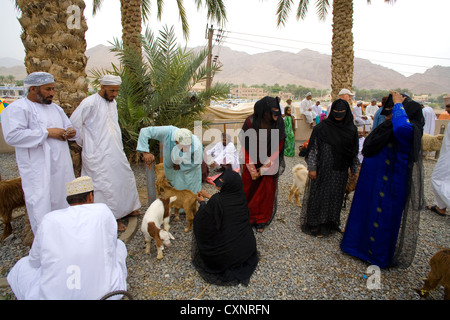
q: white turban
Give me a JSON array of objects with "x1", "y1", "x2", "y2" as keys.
[
  {"x1": 99, "y1": 75, "x2": 122, "y2": 86},
  {"x1": 174, "y1": 128, "x2": 192, "y2": 145},
  {"x1": 306, "y1": 92, "x2": 312, "y2": 97},
  {"x1": 24, "y1": 72, "x2": 54, "y2": 89}
]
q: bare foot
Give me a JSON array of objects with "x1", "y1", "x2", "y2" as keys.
[
  {"x1": 117, "y1": 220, "x2": 127, "y2": 232},
  {"x1": 128, "y1": 210, "x2": 141, "y2": 217}
]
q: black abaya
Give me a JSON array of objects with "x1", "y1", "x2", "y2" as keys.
[{"x1": 192, "y1": 169, "x2": 258, "y2": 286}]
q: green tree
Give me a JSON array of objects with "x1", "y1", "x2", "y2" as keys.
[{"x1": 91, "y1": 25, "x2": 229, "y2": 161}]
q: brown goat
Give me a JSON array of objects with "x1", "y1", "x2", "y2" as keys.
[
  {"x1": 414, "y1": 249, "x2": 450, "y2": 300},
  {"x1": 162, "y1": 185, "x2": 198, "y2": 233},
  {"x1": 0, "y1": 176, "x2": 26, "y2": 241},
  {"x1": 154, "y1": 163, "x2": 198, "y2": 232},
  {"x1": 154, "y1": 163, "x2": 172, "y2": 197}
]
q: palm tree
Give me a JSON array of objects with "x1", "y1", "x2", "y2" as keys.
[
  {"x1": 92, "y1": 0, "x2": 227, "y2": 54},
  {"x1": 91, "y1": 25, "x2": 229, "y2": 160},
  {"x1": 276, "y1": 0, "x2": 395, "y2": 100},
  {"x1": 14, "y1": 0, "x2": 89, "y2": 116}
]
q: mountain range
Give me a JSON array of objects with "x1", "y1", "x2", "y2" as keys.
[{"x1": 1, "y1": 45, "x2": 449, "y2": 95}]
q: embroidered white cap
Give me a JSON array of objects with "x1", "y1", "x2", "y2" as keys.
[{"x1": 66, "y1": 176, "x2": 94, "y2": 196}]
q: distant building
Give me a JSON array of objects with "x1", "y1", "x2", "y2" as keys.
[
  {"x1": 0, "y1": 86, "x2": 25, "y2": 98},
  {"x1": 413, "y1": 94, "x2": 429, "y2": 102},
  {"x1": 230, "y1": 85, "x2": 268, "y2": 100},
  {"x1": 276, "y1": 91, "x2": 294, "y2": 101}
]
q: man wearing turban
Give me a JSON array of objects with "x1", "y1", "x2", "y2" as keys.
[
  {"x1": 70, "y1": 74, "x2": 141, "y2": 231},
  {"x1": 300, "y1": 92, "x2": 318, "y2": 127},
  {"x1": 137, "y1": 126, "x2": 203, "y2": 194},
  {"x1": 1, "y1": 72, "x2": 77, "y2": 234}
]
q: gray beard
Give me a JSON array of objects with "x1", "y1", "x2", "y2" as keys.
[{"x1": 37, "y1": 92, "x2": 52, "y2": 105}]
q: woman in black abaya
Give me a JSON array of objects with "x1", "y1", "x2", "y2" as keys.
[
  {"x1": 300, "y1": 99, "x2": 360, "y2": 237},
  {"x1": 192, "y1": 168, "x2": 258, "y2": 286}
]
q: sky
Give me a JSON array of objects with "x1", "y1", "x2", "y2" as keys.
[{"x1": 1, "y1": 0, "x2": 450, "y2": 77}]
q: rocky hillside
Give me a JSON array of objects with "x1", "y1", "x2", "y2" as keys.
[{"x1": 1, "y1": 45, "x2": 449, "y2": 95}]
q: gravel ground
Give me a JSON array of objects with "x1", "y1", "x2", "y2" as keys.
[{"x1": 1, "y1": 141, "x2": 449, "y2": 301}]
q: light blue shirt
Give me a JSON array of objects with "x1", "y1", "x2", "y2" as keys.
[
  {"x1": 137, "y1": 125, "x2": 202, "y2": 193},
  {"x1": 372, "y1": 107, "x2": 386, "y2": 130}
]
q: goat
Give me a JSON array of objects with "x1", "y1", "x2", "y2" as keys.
[
  {"x1": 0, "y1": 176, "x2": 26, "y2": 241},
  {"x1": 141, "y1": 196, "x2": 177, "y2": 260}
]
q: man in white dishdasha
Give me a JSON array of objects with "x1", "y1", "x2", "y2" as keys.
[
  {"x1": 1, "y1": 72, "x2": 77, "y2": 234},
  {"x1": 70, "y1": 75, "x2": 141, "y2": 231}
]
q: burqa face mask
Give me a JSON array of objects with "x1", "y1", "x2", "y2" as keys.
[
  {"x1": 332, "y1": 103, "x2": 347, "y2": 120},
  {"x1": 381, "y1": 94, "x2": 394, "y2": 116}
]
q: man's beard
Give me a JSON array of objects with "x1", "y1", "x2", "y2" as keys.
[
  {"x1": 102, "y1": 91, "x2": 115, "y2": 102},
  {"x1": 37, "y1": 91, "x2": 53, "y2": 104}
]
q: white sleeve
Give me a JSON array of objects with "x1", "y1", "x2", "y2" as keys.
[{"x1": 1, "y1": 103, "x2": 48, "y2": 148}]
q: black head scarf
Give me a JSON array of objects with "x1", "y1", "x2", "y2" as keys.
[
  {"x1": 240, "y1": 96, "x2": 286, "y2": 175},
  {"x1": 362, "y1": 94, "x2": 424, "y2": 161},
  {"x1": 251, "y1": 96, "x2": 286, "y2": 141},
  {"x1": 194, "y1": 168, "x2": 250, "y2": 232},
  {"x1": 306, "y1": 99, "x2": 359, "y2": 171}
]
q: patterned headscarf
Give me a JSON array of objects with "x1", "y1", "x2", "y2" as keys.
[{"x1": 24, "y1": 72, "x2": 54, "y2": 89}]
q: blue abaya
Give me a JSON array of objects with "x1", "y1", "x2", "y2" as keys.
[{"x1": 340, "y1": 103, "x2": 414, "y2": 268}]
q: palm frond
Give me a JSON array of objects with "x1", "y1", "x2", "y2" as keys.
[
  {"x1": 197, "y1": 0, "x2": 227, "y2": 25},
  {"x1": 156, "y1": 0, "x2": 164, "y2": 20},
  {"x1": 175, "y1": 0, "x2": 190, "y2": 40},
  {"x1": 296, "y1": 0, "x2": 310, "y2": 20},
  {"x1": 276, "y1": 0, "x2": 293, "y2": 26},
  {"x1": 315, "y1": 0, "x2": 330, "y2": 21},
  {"x1": 141, "y1": 0, "x2": 152, "y2": 22},
  {"x1": 92, "y1": 0, "x2": 104, "y2": 15}
]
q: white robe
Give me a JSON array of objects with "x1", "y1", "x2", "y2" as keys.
[
  {"x1": 7, "y1": 203, "x2": 128, "y2": 300},
  {"x1": 353, "y1": 106, "x2": 372, "y2": 130},
  {"x1": 431, "y1": 125, "x2": 450, "y2": 209},
  {"x1": 358, "y1": 136, "x2": 365, "y2": 164},
  {"x1": 312, "y1": 104, "x2": 322, "y2": 117},
  {"x1": 206, "y1": 142, "x2": 240, "y2": 170},
  {"x1": 422, "y1": 106, "x2": 437, "y2": 135},
  {"x1": 366, "y1": 104, "x2": 379, "y2": 120},
  {"x1": 300, "y1": 99, "x2": 317, "y2": 124},
  {"x1": 70, "y1": 94, "x2": 141, "y2": 219},
  {"x1": 136, "y1": 125, "x2": 202, "y2": 194},
  {"x1": 1, "y1": 97, "x2": 75, "y2": 233}
]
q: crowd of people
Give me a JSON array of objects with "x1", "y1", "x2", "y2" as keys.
[{"x1": 1, "y1": 71, "x2": 448, "y2": 299}]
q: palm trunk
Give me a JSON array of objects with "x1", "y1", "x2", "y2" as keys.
[
  {"x1": 120, "y1": 0, "x2": 143, "y2": 56},
  {"x1": 330, "y1": 0, "x2": 354, "y2": 101},
  {"x1": 17, "y1": 0, "x2": 89, "y2": 116}
]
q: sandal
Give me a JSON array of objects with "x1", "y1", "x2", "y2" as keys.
[
  {"x1": 426, "y1": 205, "x2": 446, "y2": 217},
  {"x1": 255, "y1": 224, "x2": 265, "y2": 233}
]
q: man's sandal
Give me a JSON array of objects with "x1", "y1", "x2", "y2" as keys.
[{"x1": 426, "y1": 205, "x2": 446, "y2": 217}]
